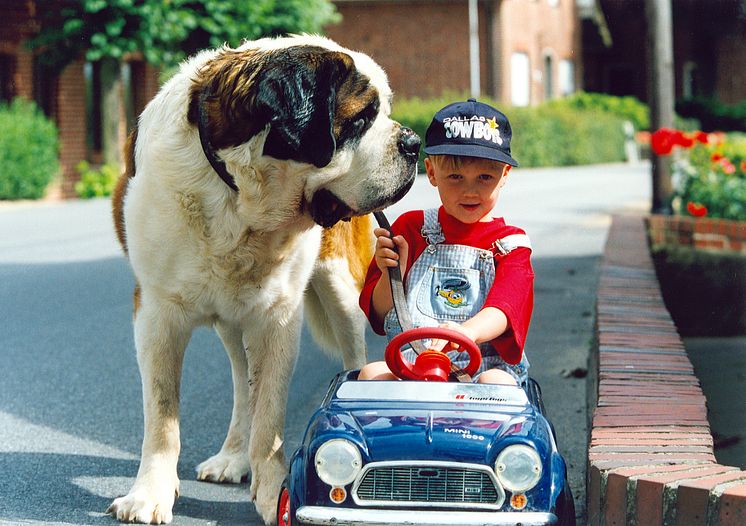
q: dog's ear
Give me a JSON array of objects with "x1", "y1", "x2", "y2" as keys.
[{"x1": 256, "y1": 49, "x2": 354, "y2": 168}]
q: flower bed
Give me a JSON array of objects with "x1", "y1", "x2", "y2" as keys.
[{"x1": 651, "y1": 128, "x2": 746, "y2": 221}]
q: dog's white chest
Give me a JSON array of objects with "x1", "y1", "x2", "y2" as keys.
[{"x1": 127, "y1": 188, "x2": 321, "y2": 323}]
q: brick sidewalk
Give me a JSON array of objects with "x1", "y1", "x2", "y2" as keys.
[{"x1": 588, "y1": 214, "x2": 746, "y2": 526}]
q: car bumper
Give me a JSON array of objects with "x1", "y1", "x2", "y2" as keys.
[{"x1": 296, "y1": 506, "x2": 558, "y2": 525}]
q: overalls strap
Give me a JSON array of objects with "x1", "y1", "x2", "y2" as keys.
[
  {"x1": 492, "y1": 234, "x2": 532, "y2": 256},
  {"x1": 421, "y1": 208, "x2": 445, "y2": 246}
]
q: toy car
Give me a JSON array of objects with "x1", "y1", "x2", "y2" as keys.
[{"x1": 277, "y1": 327, "x2": 576, "y2": 526}]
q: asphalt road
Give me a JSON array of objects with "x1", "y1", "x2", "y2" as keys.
[{"x1": 0, "y1": 162, "x2": 651, "y2": 525}]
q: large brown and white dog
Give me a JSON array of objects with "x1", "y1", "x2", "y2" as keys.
[{"x1": 107, "y1": 35, "x2": 419, "y2": 524}]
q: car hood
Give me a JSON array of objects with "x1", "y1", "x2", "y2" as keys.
[{"x1": 355, "y1": 407, "x2": 533, "y2": 462}]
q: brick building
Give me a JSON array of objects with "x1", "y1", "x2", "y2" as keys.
[
  {"x1": 0, "y1": 0, "x2": 159, "y2": 198},
  {"x1": 326, "y1": 0, "x2": 581, "y2": 105}
]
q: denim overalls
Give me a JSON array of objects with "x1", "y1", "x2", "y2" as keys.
[{"x1": 383, "y1": 208, "x2": 530, "y2": 383}]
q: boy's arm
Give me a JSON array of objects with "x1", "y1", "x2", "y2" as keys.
[{"x1": 439, "y1": 306, "x2": 509, "y2": 345}]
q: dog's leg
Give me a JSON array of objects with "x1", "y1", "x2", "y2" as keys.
[
  {"x1": 108, "y1": 298, "x2": 191, "y2": 524},
  {"x1": 195, "y1": 321, "x2": 251, "y2": 483},
  {"x1": 305, "y1": 259, "x2": 368, "y2": 369},
  {"x1": 245, "y1": 310, "x2": 302, "y2": 525}
]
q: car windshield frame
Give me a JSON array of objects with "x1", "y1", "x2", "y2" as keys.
[{"x1": 334, "y1": 381, "x2": 529, "y2": 407}]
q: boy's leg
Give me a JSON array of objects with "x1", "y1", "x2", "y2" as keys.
[
  {"x1": 358, "y1": 361, "x2": 398, "y2": 380},
  {"x1": 477, "y1": 368, "x2": 518, "y2": 385}
]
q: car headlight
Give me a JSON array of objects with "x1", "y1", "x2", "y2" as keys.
[
  {"x1": 495, "y1": 444, "x2": 542, "y2": 492},
  {"x1": 314, "y1": 439, "x2": 362, "y2": 486}
]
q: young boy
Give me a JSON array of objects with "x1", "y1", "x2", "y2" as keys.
[{"x1": 358, "y1": 99, "x2": 533, "y2": 384}]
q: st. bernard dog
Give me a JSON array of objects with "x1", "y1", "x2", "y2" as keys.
[{"x1": 107, "y1": 35, "x2": 419, "y2": 524}]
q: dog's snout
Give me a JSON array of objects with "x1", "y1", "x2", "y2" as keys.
[{"x1": 398, "y1": 127, "x2": 421, "y2": 157}]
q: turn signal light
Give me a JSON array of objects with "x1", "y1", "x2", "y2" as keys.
[
  {"x1": 510, "y1": 493, "x2": 528, "y2": 510},
  {"x1": 329, "y1": 486, "x2": 347, "y2": 504}
]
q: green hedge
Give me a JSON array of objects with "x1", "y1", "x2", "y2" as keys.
[
  {"x1": 0, "y1": 98, "x2": 59, "y2": 200},
  {"x1": 551, "y1": 91, "x2": 649, "y2": 131},
  {"x1": 392, "y1": 93, "x2": 627, "y2": 168}
]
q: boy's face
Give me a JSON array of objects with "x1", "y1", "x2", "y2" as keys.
[{"x1": 425, "y1": 156, "x2": 510, "y2": 224}]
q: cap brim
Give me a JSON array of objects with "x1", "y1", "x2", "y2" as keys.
[{"x1": 424, "y1": 143, "x2": 518, "y2": 167}]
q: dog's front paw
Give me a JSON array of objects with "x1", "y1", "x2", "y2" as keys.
[
  {"x1": 196, "y1": 450, "x2": 250, "y2": 483},
  {"x1": 107, "y1": 476, "x2": 179, "y2": 524},
  {"x1": 250, "y1": 457, "x2": 286, "y2": 525}
]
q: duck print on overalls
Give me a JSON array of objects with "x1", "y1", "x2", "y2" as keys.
[{"x1": 435, "y1": 277, "x2": 471, "y2": 309}]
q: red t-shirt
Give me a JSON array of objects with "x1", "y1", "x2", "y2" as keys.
[{"x1": 359, "y1": 207, "x2": 534, "y2": 365}]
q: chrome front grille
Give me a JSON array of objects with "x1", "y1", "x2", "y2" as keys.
[{"x1": 352, "y1": 461, "x2": 504, "y2": 509}]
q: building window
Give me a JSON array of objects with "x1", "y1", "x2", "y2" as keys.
[
  {"x1": 559, "y1": 59, "x2": 575, "y2": 96},
  {"x1": 0, "y1": 53, "x2": 15, "y2": 103},
  {"x1": 511, "y1": 52, "x2": 530, "y2": 107},
  {"x1": 543, "y1": 53, "x2": 554, "y2": 100}
]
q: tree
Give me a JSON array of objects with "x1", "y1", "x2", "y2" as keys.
[{"x1": 28, "y1": 0, "x2": 341, "y2": 71}]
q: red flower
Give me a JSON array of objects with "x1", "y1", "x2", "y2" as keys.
[
  {"x1": 651, "y1": 128, "x2": 677, "y2": 155},
  {"x1": 686, "y1": 202, "x2": 708, "y2": 217},
  {"x1": 674, "y1": 131, "x2": 694, "y2": 148},
  {"x1": 740, "y1": 160, "x2": 746, "y2": 173},
  {"x1": 694, "y1": 131, "x2": 709, "y2": 144},
  {"x1": 711, "y1": 152, "x2": 724, "y2": 162}
]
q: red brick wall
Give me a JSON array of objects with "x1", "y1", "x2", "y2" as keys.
[
  {"x1": 499, "y1": 0, "x2": 580, "y2": 104},
  {"x1": 648, "y1": 214, "x2": 746, "y2": 254},
  {"x1": 55, "y1": 59, "x2": 87, "y2": 198},
  {"x1": 327, "y1": 0, "x2": 579, "y2": 104},
  {"x1": 327, "y1": 1, "x2": 473, "y2": 99},
  {"x1": 590, "y1": 214, "x2": 746, "y2": 525}
]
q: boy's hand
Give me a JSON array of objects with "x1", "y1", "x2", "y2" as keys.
[
  {"x1": 373, "y1": 227, "x2": 409, "y2": 275},
  {"x1": 429, "y1": 321, "x2": 478, "y2": 352}
]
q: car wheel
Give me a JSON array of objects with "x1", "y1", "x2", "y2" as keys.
[
  {"x1": 556, "y1": 484, "x2": 576, "y2": 526},
  {"x1": 277, "y1": 483, "x2": 291, "y2": 526}
]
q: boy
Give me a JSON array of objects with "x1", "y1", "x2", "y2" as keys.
[{"x1": 358, "y1": 99, "x2": 533, "y2": 384}]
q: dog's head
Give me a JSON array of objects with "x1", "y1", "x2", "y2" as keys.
[{"x1": 188, "y1": 35, "x2": 419, "y2": 228}]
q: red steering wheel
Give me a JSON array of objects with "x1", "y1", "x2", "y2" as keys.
[{"x1": 385, "y1": 327, "x2": 482, "y2": 381}]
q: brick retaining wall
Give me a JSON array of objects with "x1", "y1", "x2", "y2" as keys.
[
  {"x1": 589, "y1": 214, "x2": 746, "y2": 525},
  {"x1": 648, "y1": 215, "x2": 746, "y2": 254}
]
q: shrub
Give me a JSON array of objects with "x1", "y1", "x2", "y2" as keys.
[
  {"x1": 74, "y1": 161, "x2": 120, "y2": 198},
  {"x1": 0, "y1": 98, "x2": 59, "y2": 200},
  {"x1": 510, "y1": 104, "x2": 626, "y2": 166},
  {"x1": 551, "y1": 91, "x2": 650, "y2": 131},
  {"x1": 392, "y1": 93, "x2": 627, "y2": 168}
]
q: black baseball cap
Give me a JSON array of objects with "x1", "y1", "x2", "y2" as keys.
[{"x1": 424, "y1": 98, "x2": 518, "y2": 166}]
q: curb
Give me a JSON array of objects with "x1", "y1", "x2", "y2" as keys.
[{"x1": 588, "y1": 214, "x2": 746, "y2": 525}]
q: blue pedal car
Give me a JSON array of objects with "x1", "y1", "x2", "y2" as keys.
[{"x1": 277, "y1": 327, "x2": 575, "y2": 526}]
